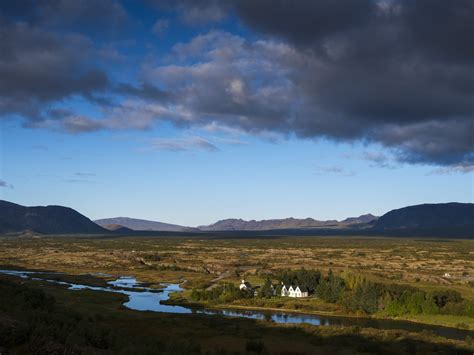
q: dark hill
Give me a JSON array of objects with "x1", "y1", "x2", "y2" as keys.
[
  {"x1": 0, "y1": 200, "x2": 108, "y2": 235},
  {"x1": 374, "y1": 203, "x2": 474, "y2": 231}
]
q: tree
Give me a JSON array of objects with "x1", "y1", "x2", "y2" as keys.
[
  {"x1": 316, "y1": 270, "x2": 345, "y2": 303},
  {"x1": 431, "y1": 290, "x2": 462, "y2": 308},
  {"x1": 259, "y1": 277, "x2": 274, "y2": 298}
]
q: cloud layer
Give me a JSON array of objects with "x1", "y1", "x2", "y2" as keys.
[{"x1": 0, "y1": 0, "x2": 473, "y2": 169}]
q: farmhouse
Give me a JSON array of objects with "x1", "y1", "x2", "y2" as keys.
[
  {"x1": 239, "y1": 279, "x2": 253, "y2": 291},
  {"x1": 281, "y1": 284, "x2": 309, "y2": 298}
]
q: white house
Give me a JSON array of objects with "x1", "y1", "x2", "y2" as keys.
[
  {"x1": 294, "y1": 286, "x2": 309, "y2": 298},
  {"x1": 281, "y1": 284, "x2": 309, "y2": 298},
  {"x1": 239, "y1": 279, "x2": 253, "y2": 291}
]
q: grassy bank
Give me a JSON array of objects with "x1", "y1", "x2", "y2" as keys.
[
  {"x1": 0, "y1": 273, "x2": 472, "y2": 354},
  {"x1": 170, "y1": 288, "x2": 474, "y2": 331}
]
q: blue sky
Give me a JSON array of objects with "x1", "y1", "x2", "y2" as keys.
[
  {"x1": 0, "y1": 1, "x2": 472, "y2": 226},
  {"x1": 1, "y1": 120, "x2": 471, "y2": 225}
]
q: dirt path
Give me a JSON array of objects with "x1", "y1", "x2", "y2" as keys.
[{"x1": 206, "y1": 270, "x2": 233, "y2": 290}]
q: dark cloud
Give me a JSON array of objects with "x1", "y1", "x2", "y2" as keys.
[
  {"x1": 0, "y1": 1, "x2": 472, "y2": 169},
  {"x1": 179, "y1": 2, "x2": 229, "y2": 25},
  {"x1": 373, "y1": 119, "x2": 474, "y2": 166},
  {"x1": 116, "y1": 82, "x2": 171, "y2": 101},
  {"x1": 0, "y1": 0, "x2": 131, "y2": 127},
  {"x1": 235, "y1": 0, "x2": 375, "y2": 46},
  {"x1": 0, "y1": 0, "x2": 129, "y2": 35},
  {"x1": 233, "y1": 0, "x2": 474, "y2": 64},
  {"x1": 147, "y1": 0, "x2": 474, "y2": 168},
  {"x1": 149, "y1": 0, "x2": 231, "y2": 25},
  {"x1": 400, "y1": 0, "x2": 474, "y2": 64},
  {"x1": 0, "y1": 18, "x2": 108, "y2": 121},
  {"x1": 47, "y1": 108, "x2": 74, "y2": 120}
]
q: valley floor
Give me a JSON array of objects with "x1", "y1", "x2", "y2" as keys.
[{"x1": 0, "y1": 235, "x2": 473, "y2": 353}]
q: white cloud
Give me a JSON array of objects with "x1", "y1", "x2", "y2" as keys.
[{"x1": 149, "y1": 136, "x2": 219, "y2": 152}]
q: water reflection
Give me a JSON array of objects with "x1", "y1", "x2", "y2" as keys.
[{"x1": 0, "y1": 269, "x2": 471, "y2": 341}]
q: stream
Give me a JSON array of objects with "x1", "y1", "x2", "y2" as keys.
[{"x1": 1, "y1": 269, "x2": 472, "y2": 341}]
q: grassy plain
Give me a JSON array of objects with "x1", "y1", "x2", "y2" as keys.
[{"x1": 0, "y1": 235, "x2": 473, "y2": 331}]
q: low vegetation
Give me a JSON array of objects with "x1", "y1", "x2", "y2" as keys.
[
  {"x1": 187, "y1": 268, "x2": 474, "y2": 325},
  {"x1": 0, "y1": 274, "x2": 472, "y2": 354},
  {"x1": 0, "y1": 234, "x2": 472, "y2": 337}
]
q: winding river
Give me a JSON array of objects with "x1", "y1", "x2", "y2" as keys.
[{"x1": 1, "y1": 269, "x2": 472, "y2": 341}]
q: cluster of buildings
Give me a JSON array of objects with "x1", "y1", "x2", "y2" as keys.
[
  {"x1": 239, "y1": 279, "x2": 311, "y2": 298},
  {"x1": 280, "y1": 284, "x2": 310, "y2": 298}
]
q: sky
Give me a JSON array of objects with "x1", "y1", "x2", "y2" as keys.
[{"x1": 0, "y1": 0, "x2": 473, "y2": 226}]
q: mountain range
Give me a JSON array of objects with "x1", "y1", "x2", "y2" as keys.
[
  {"x1": 0, "y1": 200, "x2": 472, "y2": 237},
  {"x1": 94, "y1": 217, "x2": 196, "y2": 232},
  {"x1": 198, "y1": 214, "x2": 377, "y2": 231}
]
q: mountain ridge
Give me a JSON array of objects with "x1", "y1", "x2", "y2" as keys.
[
  {"x1": 94, "y1": 217, "x2": 197, "y2": 232},
  {"x1": 1, "y1": 200, "x2": 472, "y2": 237},
  {"x1": 0, "y1": 200, "x2": 108, "y2": 235},
  {"x1": 198, "y1": 214, "x2": 378, "y2": 231},
  {"x1": 373, "y1": 203, "x2": 474, "y2": 231}
]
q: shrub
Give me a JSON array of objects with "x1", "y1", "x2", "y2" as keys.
[{"x1": 245, "y1": 339, "x2": 265, "y2": 354}]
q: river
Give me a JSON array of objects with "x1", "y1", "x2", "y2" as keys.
[{"x1": 1, "y1": 269, "x2": 472, "y2": 341}]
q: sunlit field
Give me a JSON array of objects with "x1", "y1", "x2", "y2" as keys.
[{"x1": 1, "y1": 235, "x2": 473, "y2": 328}]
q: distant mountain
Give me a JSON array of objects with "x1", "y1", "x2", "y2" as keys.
[
  {"x1": 341, "y1": 214, "x2": 378, "y2": 225},
  {"x1": 3, "y1": 199, "x2": 470, "y2": 237},
  {"x1": 199, "y1": 218, "x2": 334, "y2": 231},
  {"x1": 94, "y1": 217, "x2": 196, "y2": 232},
  {"x1": 199, "y1": 214, "x2": 377, "y2": 231},
  {"x1": 0, "y1": 200, "x2": 108, "y2": 235},
  {"x1": 374, "y1": 203, "x2": 474, "y2": 231},
  {"x1": 102, "y1": 224, "x2": 135, "y2": 234}
]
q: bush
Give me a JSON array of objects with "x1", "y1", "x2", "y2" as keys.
[
  {"x1": 190, "y1": 283, "x2": 246, "y2": 302},
  {"x1": 431, "y1": 290, "x2": 462, "y2": 308},
  {"x1": 17, "y1": 287, "x2": 56, "y2": 311},
  {"x1": 245, "y1": 339, "x2": 265, "y2": 354}
]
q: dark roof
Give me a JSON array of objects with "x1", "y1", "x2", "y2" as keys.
[
  {"x1": 283, "y1": 284, "x2": 310, "y2": 292},
  {"x1": 297, "y1": 286, "x2": 310, "y2": 292}
]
